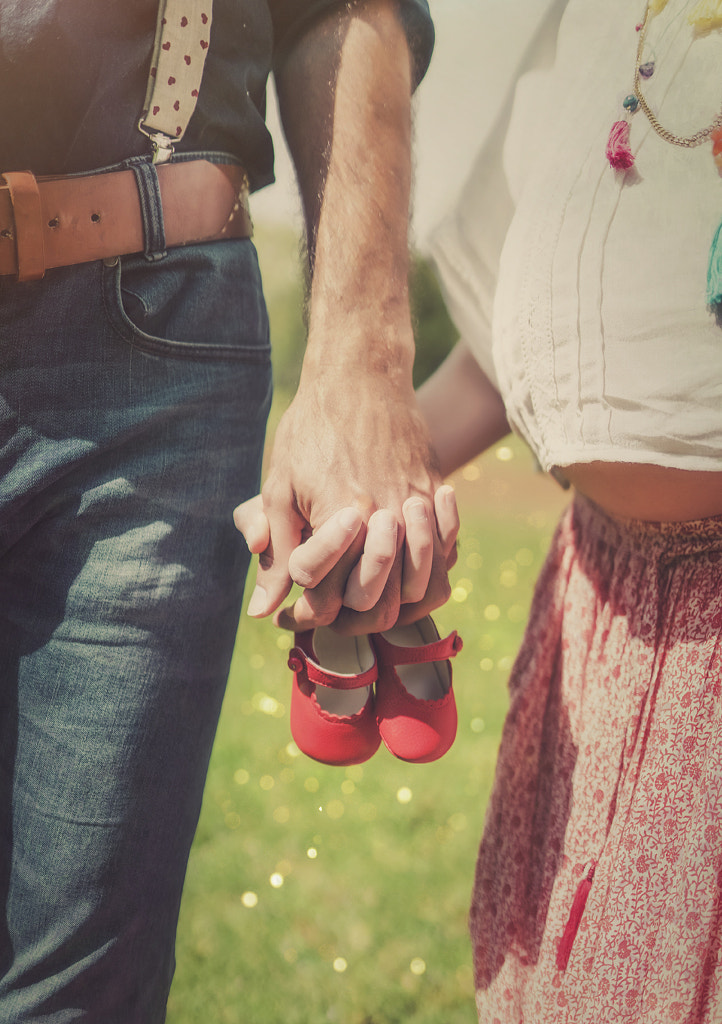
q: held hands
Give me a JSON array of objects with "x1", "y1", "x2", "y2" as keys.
[
  {"x1": 234, "y1": 486, "x2": 459, "y2": 632},
  {"x1": 233, "y1": 369, "x2": 459, "y2": 634}
]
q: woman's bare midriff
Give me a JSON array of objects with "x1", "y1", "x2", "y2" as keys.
[{"x1": 559, "y1": 462, "x2": 722, "y2": 522}]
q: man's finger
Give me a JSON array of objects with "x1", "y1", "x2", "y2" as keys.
[
  {"x1": 275, "y1": 526, "x2": 368, "y2": 632},
  {"x1": 232, "y1": 494, "x2": 269, "y2": 554},
  {"x1": 288, "y1": 507, "x2": 363, "y2": 588},
  {"x1": 246, "y1": 506, "x2": 305, "y2": 618}
]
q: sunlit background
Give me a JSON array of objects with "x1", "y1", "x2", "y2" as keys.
[{"x1": 167, "y1": 5, "x2": 569, "y2": 1022}]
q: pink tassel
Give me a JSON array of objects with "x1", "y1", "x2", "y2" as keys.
[
  {"x1": 606, "y1": 120, "x2": 635, "y2": 170},
  {"x1": 556, "y1": 861, "x2": 597, "y2": 971}
]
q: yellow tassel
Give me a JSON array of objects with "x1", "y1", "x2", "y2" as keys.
[
  {"x1": 688, "y1": 0, "x2": 722, "y2": 32},
  {"x1": 648, "y1": 0, "x2": 670, "y2": 14}
]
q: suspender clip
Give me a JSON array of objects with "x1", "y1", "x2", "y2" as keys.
[{"x1": 137, "y1": 121, "x2": 175, "y2": 165}]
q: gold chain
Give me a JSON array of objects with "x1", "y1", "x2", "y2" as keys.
[{"x1": 633, "y1": 1, "x2": 722, "y2": 147}]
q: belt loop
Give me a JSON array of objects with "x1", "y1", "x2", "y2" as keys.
[
  {"x1": 131, "y1": 162, "x2": 167, "y2": 261},
  {"x1": 3, "y1": 171, "x2": 45, "y2": 281}
]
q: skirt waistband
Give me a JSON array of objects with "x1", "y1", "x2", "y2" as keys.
[{"x1": 571, "y1": 492, "x2": 722, "y2": 562}]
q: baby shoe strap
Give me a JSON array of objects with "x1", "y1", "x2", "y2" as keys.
[
  {"x1": 287, "y1": 645, "x2": 378, "y2": 691},
  {"x1": 375, "y1": 630, "x2": 463, "y2": 667}
]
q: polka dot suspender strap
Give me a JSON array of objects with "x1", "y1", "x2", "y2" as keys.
[{"x1": 138, "y1": 0, "x2": 213, "y2": 163}]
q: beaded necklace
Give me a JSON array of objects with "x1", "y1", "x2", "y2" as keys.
[{"x1": 606, "y1": 0, "x2": 722, "y2": 320}]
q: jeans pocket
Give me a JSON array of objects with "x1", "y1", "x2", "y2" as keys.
[{"x1": 102, "y1": 238, "x2": 271, "y2": 361}]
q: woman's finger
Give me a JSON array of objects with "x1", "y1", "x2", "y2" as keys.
[
  {"x1": 342, "y1": 509, "x2": 399, "y2": 612},
  {"x1": 434, "y1": 484, "x2": 460, "y2": 569}
]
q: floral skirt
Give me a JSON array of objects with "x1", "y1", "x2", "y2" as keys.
[{"x1": 472, "y1": 494, "x2": 722, "y2": 1023}]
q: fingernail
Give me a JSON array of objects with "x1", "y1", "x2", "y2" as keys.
[
  {"x1": 407, "y1": 499, "x2": 428, "y2": 521},
  {"x1": 440, "y1": 484, "x2": 456, "y2": 504},
  {"x1": 372, "y1": 509, "x2": 397, "y2": 532},
  {"x1": 247, "y1": 585, "x2": 267, "y2": 617},
  {"x1": 339, "y1": 507, "x2": 361, "y2": 531}
]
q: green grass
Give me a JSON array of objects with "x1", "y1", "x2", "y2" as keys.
[{"x1": 166, "y1": 431, "x2": 569, "y2": 1024}]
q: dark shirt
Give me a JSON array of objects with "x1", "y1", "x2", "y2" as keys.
[{"x1": 0, "y1": 0, "x2": 433, "y2": 189}]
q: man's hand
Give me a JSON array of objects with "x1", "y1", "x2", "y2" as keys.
[
  {"x1": 238, "y1": 365, "x2": 453, "y2": 632},
  {"x1": 246, "y1": 0, "x2": 451, "y2": 631},
  {"x1": 234, "y1": 483, "x2": 459, "y2": 633}
]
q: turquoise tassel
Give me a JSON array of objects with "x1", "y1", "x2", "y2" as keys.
[{"x1": 707, "y1": 218, "x2": 722, "y2": 325}]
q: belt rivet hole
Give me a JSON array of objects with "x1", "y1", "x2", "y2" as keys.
[
  {"x1": 48, "y1": 217, "x2": 59, "y2": 229},
  {"x1": 0, "y1": 228, "x2": 13, "y2": 239},
  {"x1": 91, "y1": 213, "x2": 101, "y2": 223}
]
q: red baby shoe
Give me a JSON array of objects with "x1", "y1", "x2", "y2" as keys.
[
  {"x1": 288, "y1": 629, "x2": 381, "y2": 766},
  {"x1": 372, "y1": 616, "x2": 462, "y2": 764}
]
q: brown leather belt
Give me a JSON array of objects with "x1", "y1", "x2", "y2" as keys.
[{"x1": 0, "y1": 159, "x2": 253, "y2": 282}]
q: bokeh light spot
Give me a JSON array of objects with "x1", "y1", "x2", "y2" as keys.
[
  {"x1": 461, "y1": 463, "x2": 480, "y2": 481},
  {"x1": 333, "y1": 958, "x2": 348, "y2": 973},
  {"x1": 499, "y1": 568, "x2": 518, "y2": 588},
  {"x1": 253, "y1": 691, "x2": 284, "y2": 716},
  {"x1": 456, "y1": 963, "x2": 474, "y2": 991},
  {"x1": 270, "y1": 873, "x2": 284, "y2": 888},
  {"x1": 241, "y1": 891, "x2": 258, "y2": 908},
  {"x1": 326, "y1": 800, "x2": 345, "y2": 819},
  {"x1": 452, "y1": 578, "x2": 473, "y2": 603},
  {"x1": 396, "y1": 787, "x2": 413, "y2": 804},
  {"x1": 410, "y1": 958, "x2": 426, "y2": 976},
  {"x1": 233, "y1": 768, "x2": 250, "y2": 786},
  {"x1": 359, "y1": 803, "x2": 377, "y2": 822},
  {"x1": 484, "y1": 604, "x2": 501, "y2": 621},
  {"x1": 448, "y1": 812, "x2": 468, "y2": 832}
]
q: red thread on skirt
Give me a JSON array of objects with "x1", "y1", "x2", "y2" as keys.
[{"x1": 556, "y1": 861, "x2": 597, "y2": 971}]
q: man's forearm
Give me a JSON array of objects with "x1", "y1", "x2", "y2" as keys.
[
  {"x1": 275, "y1": 0, "x2": 416, "y2": 379},
  {"x1": 252, "y1": 0, "x2": 452, "y2": 633}
]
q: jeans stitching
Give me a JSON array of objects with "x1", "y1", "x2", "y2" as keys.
[{"x1": 101, "y1": 250, "x2": 272, "y2": 362}]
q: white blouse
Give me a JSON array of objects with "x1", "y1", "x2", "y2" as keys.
[{"x1": 431, "y1": 0, "x2": 722, "y2": 472}]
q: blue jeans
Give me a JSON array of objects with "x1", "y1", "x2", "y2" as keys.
[{"x1": 0, "y1": 158, "x2": 272, "y2": 1021}]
